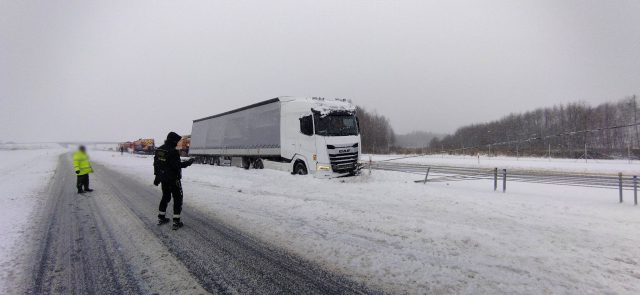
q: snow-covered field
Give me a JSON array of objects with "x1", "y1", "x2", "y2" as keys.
[
  {"x1": 93, "y1": 151, "x2": 640, "y2": 294},
  {"x1": 368, "y1": 154, "x2": 640, "y2": 175},
  {"x1": 0, "y1": 144, "x2": 65, "y2": 292}
]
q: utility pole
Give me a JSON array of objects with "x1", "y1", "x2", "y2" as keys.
[
  {"x1": 548, "y1": 143, "x2": 551, "y2": 161},
  {"x1": 635, "y1": 95, "x2": 639, "y2": 149}
]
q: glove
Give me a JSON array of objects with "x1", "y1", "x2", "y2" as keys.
[
  {"x1": 75, "y1": 170, "x2": 80, "y2": 174},
  {"x1": 188, "y1": 158, "x2": 195, "y2": 164},
  {"x1": 153, "y1": 176, "x2": 160, "y2": 186}
]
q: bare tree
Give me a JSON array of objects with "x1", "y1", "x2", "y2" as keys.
[{"x1": 432, "y1": 96, "x2": 639, "y2": 158}]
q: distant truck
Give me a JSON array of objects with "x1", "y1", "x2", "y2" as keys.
[
  {"x1": 117, "y1": 142, "x2": 133, "y2": 153},
  {"x1": 132, "y1": 138, "x2": 155, "y2": 154},
  {"x1": 189, "y1": 97, "x2": 362, "y2": 176}
]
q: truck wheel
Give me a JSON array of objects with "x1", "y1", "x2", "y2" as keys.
[
  {"x1": 242, "y1": 157, "x2": 251, "y2": 170},
  {"x1": 294, "y1": 162, "x2": 307, "y2": 175},
  {"x1": 213, "y1": 157, "x2": 220, "y2": 166},
  {"x1": 253, "y1": 158, "x2": 264, "y2": 169},
  {"x1": 208, "y1": 156, "x2": 215, "y2": 165}
]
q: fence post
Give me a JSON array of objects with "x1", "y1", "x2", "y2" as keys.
[
  {"x1": 619, "y1": 173, "x2": 623, "y2": 203},
  {"x1": 423, "y1": 167, "x2": 431, "y2": 184},
  {"x1": 634, "y1": 175, "x2": 638, "y2": 205},
  {"x1": 493, "y1": 168, "x2": 498, "y2": 191},
  {"x1": 584, "y1": 143, "x2": 588, "y2": 163},
  {"x1": 368, "y1": 155, "x2": 372, "y2": 175},
  {"x1": 502, "y1": 169, "x2": 507, "y2": 193}
]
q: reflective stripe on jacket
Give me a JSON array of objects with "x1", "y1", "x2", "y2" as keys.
[{"x1": 73, "y1": 151, "x2": 93, "y2": 175}]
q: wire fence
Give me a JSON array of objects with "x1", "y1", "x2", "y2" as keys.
[{"x1": 366, "y1": 161, "x2": 639, "y2": 205}]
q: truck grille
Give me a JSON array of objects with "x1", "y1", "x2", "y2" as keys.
[{"x1": 327, "y1": 145, "x2": 359, "y2": 173}]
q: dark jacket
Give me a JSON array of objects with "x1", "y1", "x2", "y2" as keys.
[{"x1": 154, "y1": 143, "x2": 191, "y2": 182}]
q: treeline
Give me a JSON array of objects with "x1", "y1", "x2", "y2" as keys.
[
  {"x1": 356, "y1": 106, "x2": 395, "y2": 153},
  {"x1": 429, "y1": 96, "x2": 640, "y2": 158}
]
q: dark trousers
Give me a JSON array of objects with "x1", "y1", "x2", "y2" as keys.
[
  {"x1": 159, "y1": 179, "x2": 183, "y2": 219},
  {"x1": 77, "y1": 174, "x2": 90, "y2": 191}
]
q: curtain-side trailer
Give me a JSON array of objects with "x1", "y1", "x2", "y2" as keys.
[{"x1": 189, "y1": 97, "x2": 362, "y2": 176}]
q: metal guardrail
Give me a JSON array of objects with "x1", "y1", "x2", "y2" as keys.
[{"x1": 366, "y1": 161, "x2": 639, "y2": 204}]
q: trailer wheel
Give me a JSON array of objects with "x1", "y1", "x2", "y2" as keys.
[
  {"x1": 253, "y1": 158, "x2": 264, "y2": 169},
  {"x1": 213, "y1": 157, "x2": 220, "y2": 166},
  {"x1": 293, "y1": 162, "x2": 308, "y2": 175},
  {"x1": 242, "y1": 157, "x2": 251, "y2": 170},
  {"x1": 208, "y1": 156, "x2": 215, "y2": 165}
]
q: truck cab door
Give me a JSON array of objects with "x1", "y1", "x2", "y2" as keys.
[{"x1": 298, "y1": 114, "x2": 317, "y2": 168}]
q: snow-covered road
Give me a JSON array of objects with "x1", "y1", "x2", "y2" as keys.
[
  {"x1": 23, "y1": 153, "x2": 371, "y2": 294},
  {"x1": 93, "y1": 151, "x2": 640, "y2": 294}
]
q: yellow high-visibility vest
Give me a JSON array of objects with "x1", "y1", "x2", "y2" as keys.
[{"x1": 73, "y1": 151, "x2": 93, "y2": 175}]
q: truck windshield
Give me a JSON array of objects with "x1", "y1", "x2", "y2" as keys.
[{"x1": 314, "y1": 113, "x2": 359, "y2": 136}]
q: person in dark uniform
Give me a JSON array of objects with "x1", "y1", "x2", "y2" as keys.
[{"x1": 154, "y1": 132, "x2": 194, "y2": 229}]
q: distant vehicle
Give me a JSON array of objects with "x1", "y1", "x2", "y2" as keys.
[
  {"x1": 189, "y1": 97, "x2": 362, "y2": 176},
  {"x1": 177, "y1": 135, "x2": 191, "y2": 157},
  {"x1": 132, "y1": 138, "x2": 155, "y2": 154},
  {"x1": 117, "y1": 142, "x2": 133, "y2": 153}
]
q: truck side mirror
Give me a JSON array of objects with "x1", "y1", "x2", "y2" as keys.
[{"x1": 299, "y1": 115, "x2": 313, "y2": 136}]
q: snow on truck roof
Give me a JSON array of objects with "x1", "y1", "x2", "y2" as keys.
[{"x1": 193, "y1": 97, "x2": 355, "y2": 122}]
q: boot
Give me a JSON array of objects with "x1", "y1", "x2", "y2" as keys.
[
  {"x1": 85, "y1": 188, "x2": 94, "y2": 192},
  {"x1": 77, "y1": 187, "x2": 85, "y2": 194},
  {"x1": 172, "y1": 219, "x2": 184, "y2": 230},
  {"x1": 157, "y1": 215, "x2": 170, "y2": 225}
]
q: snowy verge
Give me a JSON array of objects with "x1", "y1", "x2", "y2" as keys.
[
  {"x1": 0, "y1": 146, "x2": 66, "y2": 292},
  {"x1": 367, "y1": 153, "x2": 640, "y2": 175},
  {"x1": 93, "y1": 151, "x2": 640, "y2": 294}
]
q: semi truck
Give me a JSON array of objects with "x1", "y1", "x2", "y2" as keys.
[{"x1": 189, "y1": 97, "x2": 361, "y2": 176}]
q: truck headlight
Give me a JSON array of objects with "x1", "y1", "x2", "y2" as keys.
[{"x1": 316, "y1": 164, "x2": 331, "y2": 171}]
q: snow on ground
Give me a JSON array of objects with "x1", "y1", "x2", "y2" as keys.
[
  {"x1": 0, "y1": 144, "x2": 66, "y2": 292},
  {"x1": 0, "y1": 142, "x2": 63, "y2": 151},
  {"x1": 93, "y1": 151, "x2": 640, "y2": 294},
  {"x1": 368, "y1": 154, "x2": 640, "y2": 175}
]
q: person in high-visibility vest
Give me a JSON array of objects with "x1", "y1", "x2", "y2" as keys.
[{"x1": 73, "y1": 145, "x2": 94, "y2": 193}]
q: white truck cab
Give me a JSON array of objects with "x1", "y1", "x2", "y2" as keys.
[{"x1": 280, "y1": 97, "x2": 361, "y2": 176}]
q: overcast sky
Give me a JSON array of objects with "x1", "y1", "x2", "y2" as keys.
[{"x1": 1, "y1": 0, "x2": 639, "y2": 142}]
